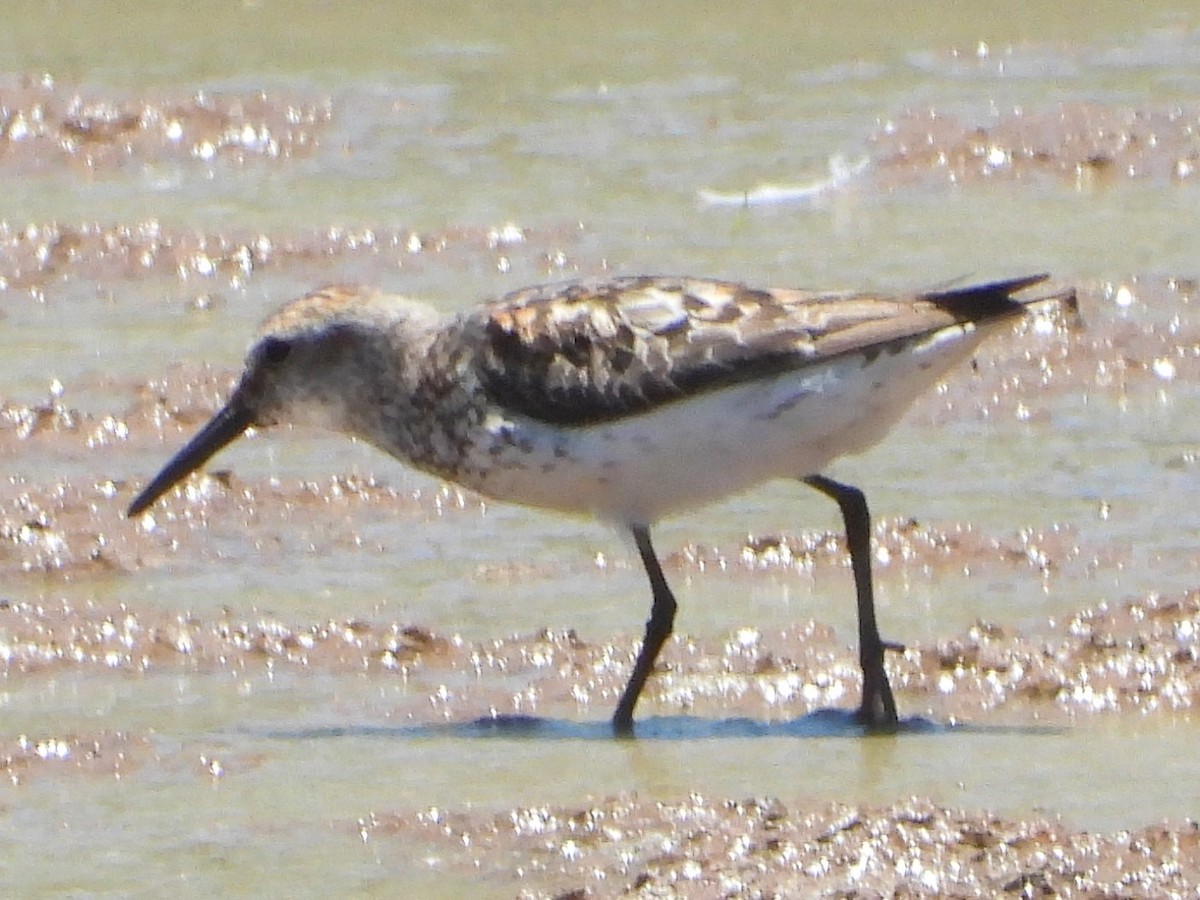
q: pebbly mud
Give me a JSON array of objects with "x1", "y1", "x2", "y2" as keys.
[
  {"x1": 367, "y1": 794, "x2": 1200, "y2": 898},
  {"x1": 0, "y1": 72, "x2": 331, "y2": 172},
  {"x1": 872, "y1": 103, "x2": 1200, "y2": 189},
  {"x1": 2, "y1": 216, "x2": 1197, "y2": 894}
]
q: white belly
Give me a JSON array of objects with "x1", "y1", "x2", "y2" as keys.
[{"x1": 459, "y1": 322, "x2": 988, "y2": 525}]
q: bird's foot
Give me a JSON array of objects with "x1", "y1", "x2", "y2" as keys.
[{"x1": 855, "y1": 639, "x2": 903, "y2": 730}]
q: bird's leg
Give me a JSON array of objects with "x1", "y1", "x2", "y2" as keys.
[
  {"x1": 612, "y1": 525, "x2": 678, "y2": 736},
  {"x1": 803, "y1": 474, "x2": 900, "y2": 728}
]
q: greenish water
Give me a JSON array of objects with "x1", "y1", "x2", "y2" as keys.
[{"x1": 3, "y1": 1, "x2": 1200, "y2": 894}]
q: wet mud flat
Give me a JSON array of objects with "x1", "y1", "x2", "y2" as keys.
[
  {"x1": 3, "y1": 71, "x2": 1200, "y2": 895},
  {"x1": 370, "y1": 794, "x2": 1200, "y2": 898},
  {"x1": 5, "y1": 276, "x2": 1200, "y2": 894}
]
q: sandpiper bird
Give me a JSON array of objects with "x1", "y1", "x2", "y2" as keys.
[{"x1": 127, "y1": 274, "x2": 1074, "y2": 733}]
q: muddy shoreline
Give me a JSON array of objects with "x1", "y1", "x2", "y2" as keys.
[{"x1": 4, "y1": 69, "x2": 1200, "y2": 895}]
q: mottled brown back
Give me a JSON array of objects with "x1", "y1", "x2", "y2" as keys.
[{"x1": 460, "y1": 274, "x2": 1057, "y2": 426}]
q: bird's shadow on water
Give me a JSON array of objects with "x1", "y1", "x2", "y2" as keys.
[{"x1": 260, "y1": 709, "x2": 1064, "y2": 742}]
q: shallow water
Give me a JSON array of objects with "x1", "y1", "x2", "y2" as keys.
[{"x1": 4, "y1": 1, "x2": 1200, "y2": 895}]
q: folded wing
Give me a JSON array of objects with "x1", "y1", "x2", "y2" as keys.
[{"x1": 466, "y1": 274, "x2": 1056, "y2": 426}]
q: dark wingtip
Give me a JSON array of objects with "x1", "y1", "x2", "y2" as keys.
[
  {"x1": 926, "y1": 273, "x2": 1072, "y2": 321},
  {"x1": 927, "y1": 273, "x2": 1049, "y2": 298}
]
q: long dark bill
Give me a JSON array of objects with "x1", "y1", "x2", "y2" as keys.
[{"x1": 126, "y1": 397, "x2": 256, "y2": 518}]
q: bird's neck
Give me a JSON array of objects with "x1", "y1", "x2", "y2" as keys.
[{"x1": 338, "y1": 326, "x2": 471, "y2": 476}]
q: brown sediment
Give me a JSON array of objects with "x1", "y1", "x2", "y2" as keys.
[
  {"x1": 0, "y1": 466, "x2": 451, "y2": 578},
  {"x1": 0, "y1": 730, "x2": 146, "y2": 785},
  {"x1": 5, "y1": 68, "x2": 1200, "y2": 894},
  {"x1": 3, "y1": 304, "x2": 1198, "y2": 893},
  {"x1": 2, "y1": 578, "x2": 1198, "y2": 723},
  {"x1": 0, "y1": 73, "x2": 331, "y2": 172},
  {"x1": 0, "y1": 594, "x2": 455, "y2": 678},
  {"x1": 0, "y1": 219, "x2": 588, "y2": 301},
  {"x1": 365, "y1": 793, "x2": 1200, "y2": 897},
  {"x1": 924, "y1": 276, "x2": 1200, "y2": 425},
  {"x1": 872, "y1": 103, "x2": 1200, "y2": 187},
  {"x1": 692, "y1": 516, "x2": 1106, "y2": 581}
]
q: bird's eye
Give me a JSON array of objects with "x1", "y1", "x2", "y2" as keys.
[{"x1": 261, "y1": 337, "x2": 292, "y2": 364}]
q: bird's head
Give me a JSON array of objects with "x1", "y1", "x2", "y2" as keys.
[{"x1": 126, "y1": 284, "x2": 437, "y2": 517}]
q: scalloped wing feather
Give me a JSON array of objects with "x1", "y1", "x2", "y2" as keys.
[{"x1": 466, "y1": 274, "x2": 1058, "y2": 426}]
